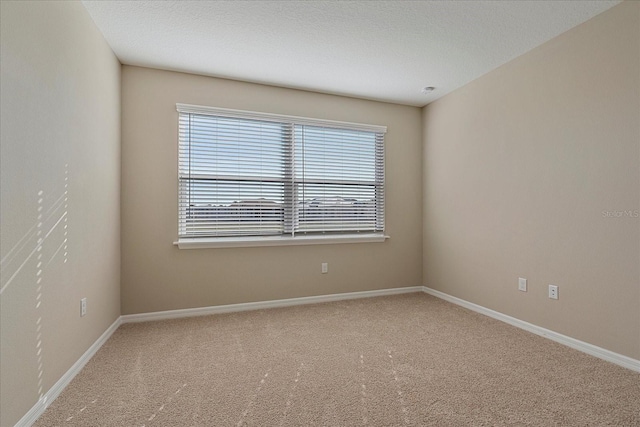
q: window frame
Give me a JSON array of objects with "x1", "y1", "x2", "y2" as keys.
[{"x1": 174, "y1": 103, "x2": 389, "y2": 249}]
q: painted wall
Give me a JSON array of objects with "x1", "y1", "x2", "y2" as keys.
[
  {"x1": 0, "y1": 2, "x2": 121, "y2": 425},
  {"x1": 422, "y1": 1, "x2": 640, "y2": 359},
  {"x1": 120, "y1": 66, "x2": 423, "y2": 315}
]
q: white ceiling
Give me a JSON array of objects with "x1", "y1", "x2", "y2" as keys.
[{"x1": 82, "y1": 0, "x2": 620, "y2": 107}]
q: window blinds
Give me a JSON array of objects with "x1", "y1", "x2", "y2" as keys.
[{"x1": 177, "y1": 104, "x2": 385, "y2": 240}]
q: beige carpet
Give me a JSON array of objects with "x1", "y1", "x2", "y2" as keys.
[{"x1": 34, "y1": 293, "x2": 640, "y2": 426}]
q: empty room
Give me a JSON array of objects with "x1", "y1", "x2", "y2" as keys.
[{"x1": 1, "y1": 0, "x2": 639, "y2": 426}]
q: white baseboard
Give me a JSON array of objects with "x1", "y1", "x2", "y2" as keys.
[
  {"x1": 422, "y1": 286, "x2": 640, "y2": 373},
  {"x1": 121, "y1": 286, "x2": 423, "y2": 323},
  {"x1": 15, "y1": 317, "x2": 122, "y2": 427},
  {"x1": 18, "y1": 287, "x2": 420, "y2": 425},
  {"x1": 16, "y1": 285, "x2": 639, "y2": 426}
]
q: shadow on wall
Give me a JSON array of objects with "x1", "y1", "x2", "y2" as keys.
[{"x1": 0, "y1": 163, "x2": 70, "y2": 404}]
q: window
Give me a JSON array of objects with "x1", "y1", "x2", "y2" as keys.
[{"x1": 177, "y1": 104, "x2": 386, "y2": 248}]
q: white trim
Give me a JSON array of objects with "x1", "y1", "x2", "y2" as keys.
[
  {"x1": 15, "y1": 317, "x2": 122, "y2": 427},
  {"x1": 422, "y1": 286, "x2": 640, "y2": 373},
  {"x1": 174, "y1": 234, "x2": 389, "y2": 249},
  {"x1": 15, "y1": 286, "x2": 639, "y2": 426},
  {"x1": 121, "y1": 286, "x2": 422, "y2": 323},
  {"x1": 176, "y1": 103, "x2": 387, "y2": 134}
]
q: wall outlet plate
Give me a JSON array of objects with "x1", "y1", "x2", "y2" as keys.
[
  {"x1": 518, "y1": 277, "x2": 527, "y2": 292},
  {"x1": 548, "y1": 285, "x2": 558, "y2": 300},
  {"x1": 321, "y1": 262, "x2": 328, "y2": 274},
  {"x1": 81, "y1": 298, "x2": 87, "y2": 316}
]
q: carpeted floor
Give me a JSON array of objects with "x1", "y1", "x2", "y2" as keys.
[{"x1": 34, "y1": 293, "x2": 640, "y2": 426}]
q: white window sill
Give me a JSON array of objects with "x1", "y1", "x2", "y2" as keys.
[{"x1": 174, "y1": 234, "x2": 389, "y2": 249}]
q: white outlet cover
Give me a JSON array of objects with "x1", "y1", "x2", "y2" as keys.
[
  {"x1": 548, "y1": 285, "x2": 559, "y2": 300},
  {"x1": 518, "y1": 277, "x2": 527, "y2": 292}
]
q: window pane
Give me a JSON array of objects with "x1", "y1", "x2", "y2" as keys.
[
  {"x1": 178, "y1": 108, "x2": 384, "y2": 239},
  {"x1": 294, "y1": 125, "x2": 382, "y2": 234},
  {"x1": 179, "y1": 113, "x2": 288, "y2": 237}
]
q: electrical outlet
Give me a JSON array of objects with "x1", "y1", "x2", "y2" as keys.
[
  {"x1": 81, "y1": 298, "x2": 87, "y2": 317},
  {"x1": 548, "y1": 285, "x2": 558, "y2": 300},
  {"x1": 321, "y1": 262, "x2": 328, "y2": 274},
  {"x1": 518, "y1": 277, "x2": 527, "y2": 292}
]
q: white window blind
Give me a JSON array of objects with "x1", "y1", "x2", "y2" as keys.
[{"x1": 177, "y1": 104, "x2": 386, "y2": 241}]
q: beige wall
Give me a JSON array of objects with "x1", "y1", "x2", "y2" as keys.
[
  {"x1": 0, "y1": 2, "x2": 121, "y2": 425},
  {"x1": 120, "y1": 66, "x2": 423, "y2": 315},
  {"x1": 3, "y1": 3, "x2": 635, "y2": 424},
  {"x1": 423, "y1": 1, "x2": 640, "y2": 360}
]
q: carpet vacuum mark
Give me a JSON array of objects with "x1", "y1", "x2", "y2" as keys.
[{"x1": 33, "y1": 294, "x2": 640, "y2": 426}]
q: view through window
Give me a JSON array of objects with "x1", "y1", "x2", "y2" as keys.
[{"x1": 178, "y1": 105, "x2": 385, "y2": 240}]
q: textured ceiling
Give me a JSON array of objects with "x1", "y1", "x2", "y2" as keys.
[{"x1": 81, "y1": 0, "x2": 621, "y2": 107}]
